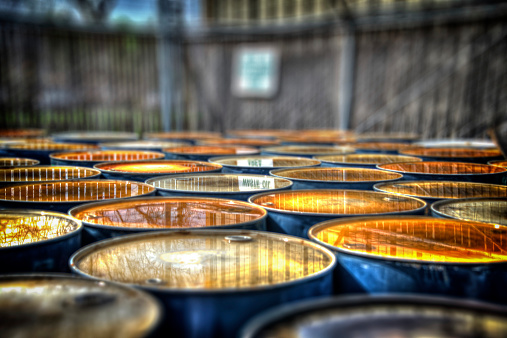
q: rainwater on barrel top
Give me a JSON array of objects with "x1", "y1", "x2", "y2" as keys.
[
  {"x1": 71, "y1": 197, "x2": 266, "y2": 229},
  {"x1": 310, "y1": 217, "x2": 507, "y2": 263},
  {"x1": 73, "y1": 231, "x2": 334, "y2": 290}
]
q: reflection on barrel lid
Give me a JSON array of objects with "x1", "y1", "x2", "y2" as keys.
[
  {"x1": 374, "y1": 181, "x2": 507, "y2": 200},
  {"x1": 0, "y1": 166, "x2": 101, "y2": 183},
  {"x1": 316, "y1": 154, "x2": 423, "y2": 165},
  {"x1": 7, "y1": 142, "x2": 99, "y2": 151},
  {"x1": 99, "y1": 140, "x2": 189, "y2": 150},
  {"x1": 163, "y1": 145, "x2": 259, "y2": 156},
  {"x1": 242, "y1": 295, "x2": 507, "y2": 338},
  {"x1": 0, "y1": 274, "x2": 160, "y2": 338},
  {"x1": 70, "y1": 230, "x2": 335, "y2": 291},
  {"x1": 400, "y1": 147, "x2": 502, "y2": 158},
  {"x1": 488, "y1": 160, "x2": 507, "y2": 168},
  {"x1": 249, "y1": 190, "x2": 426, "y2": 216},
  {"x1": 271, "y1": 167, "x2": 402, "y2": 183},
  {"x1": 262, "y1": 145, "x2": 355, "y2": 156},
  {"x1": 50, "y1": 150, "x2": 165, "y2": 162},
  {"x1": 0, "y1": 157, "x2": 39, "y2": 168},
  {"x1": 147, "y1": 174, "x2": 292, "y2": 194},
  {"x1": 378, "y1": 161, "x2": 506, "y2": 175},
  {"x1": 431, "y1": 198, "x2": 507, "y2": 226},
  {"x1": 309, "y1": 216, "x2": 507, "y2": 263},
  {"x1": 144, "y1": 131, "x2": 221, "y2": 141},
  {"x1": 199, "y1": 138, "x2": 281, "y2": 147},
  {"x1": 95, "y1": 160, "x2": 222, "y2": 174},
  {"x1": 209, "y1": 155, "x2": 321, "y2": 168},
  {"x1": 0, "y1": 210, "x2": 81, "y2": 248},
  {"x1": 70, "y1": 196, "x2": 266, "y2": 229},
  {"x1": 0, "y1": 180, "x2": 155, "y2": 203},
  {"x1": 414, "y1": 138, "x2": 498, "y2": 148}
]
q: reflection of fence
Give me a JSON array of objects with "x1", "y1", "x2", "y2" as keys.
[{"x1": 1, "y1": 7, "x2": 506, "y2": 138}]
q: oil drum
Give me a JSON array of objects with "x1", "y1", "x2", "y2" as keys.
[
  {"x1": 6, "y1": 142, "x2": 99, "y2": 164},
  {"x1": 0, "y1": 166, "x2": 101, "y2": 187},
  {"x1": 261, "y1": 145, "x2": 355, "y2": 158},
  {"x1": 52, "y1": 131, "x2": 139, "y2": 144},
  {"x1": 399, "y1": 147, "x2": 503, "y2": 163},
  {"x1": 209, "y1": 155, "x2": 321, "y2": 175},
  {"x1": 431, "y1": 197, "x2": 507, "y2": 226},
  {"x1": 315, "y1": 153, "x2": 422, "y2": 168},
  {"x1": 50, "y1": 150, "x2": 165, "y2": 168},
  {"x1": 163, "y1": 145, "x2": 259, "y2": 161}
]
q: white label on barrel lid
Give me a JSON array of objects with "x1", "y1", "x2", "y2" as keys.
[
  {"x1": 237, "y1": 159, "x2": 274, "y2": 167},
  {"x1": 238, "y1": 176, "x2": 276, "y2": 191}
]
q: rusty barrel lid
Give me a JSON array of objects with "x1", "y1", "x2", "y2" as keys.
[
  {"x1": 52, "y1": 131, "x2": 139, "y2": 144},
  {"x1": 431, "y1": 198, "x2": 507, "y2": 226},
  {"x1": 146, "y1": 173, "x2": 292, "y2": 196},
  {"x1": 50, "y1": 150, "x2": 165, "y2": 163},
  {"x1": 198, "y1": 138, "x2": 281, "y2": 147},
  {"x1": 70, "y1": 230, "x2": 335, "y2": 292},
  {"x1": 99, "y1": 140, "x2": 190, "y2": 151},
  {"x1": 0, "y1": 157, "x2": 39, "y2": 168},
  {"x1": 144, "y1": 131, "x2": 222, "y2": 142},
  {"x1": 95, "y1": 160, "x2": 222, "y2": 176},
  {"x1": 399, "y1": 147, "x2": 503, "y2": 162},
  {"x1": 249, "y1": 189, "x2": 426, "y2": 217},
  {"x1": 374, "y1": 181, "x2": 507, "y2": 201},
  {"x1": 0, "y1": 209, "x2": 81, "y2": 249},
  {"x1": 309, "y1": 216, "x2": 507, "y2": 264},
  {"x1": 241, "y1": 295, "x2": 507, "y2": 338},
  {"x1": 315, "y1": 154, "x2": 423, "y2": 167},
  {"x1": 0, "y1": 179, "x2": 155, "y2": 205},
  {"x1": 0, "y1": 166, "x2": 101, "y2": 186},
  {"x1": 163, "y1": 145, "x2": 260, "y2": 157},
  {"x1": 261, "y1": 145, "x2": 355, "y2": 157},
  {"x1": 270, "y1": 167, "x2": 402, "y2": 183},
  {"x1": 0, "y1": 274, "x2": 160, "y2": 338},
  {"x1": 209, "y1": 155, "x2": 321, "y2": 170},
  {"x1": 70, "y1": 196, "x2": 267, "y2": 231}
]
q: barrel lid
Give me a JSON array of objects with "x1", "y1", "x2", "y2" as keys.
[
  {"x1": 0, "y1": 274, "x2": 160, "y2": 338},
  {"x1": 209, "y1": 155, "x2": 321, "y2": 169},
  {"x1": 99, "y1": 140, "x2": 190, "y2": 150},
  {"x1": 357, "y1": 132, "x2": 420, "y2": 142},
  {"x1": 0, "y1": 129, "x2": 46, "y2": 138},
  {"x1": 52, "y1": 131, "x2": 138, "y2": 142},
  {"x1": 95, "y1": 160, "x2": 222, "y2": 175},
  {"x1": 0, "y1": 140, "x2": 23, "y2": 149},
  {"x1": 378, "y1": 161, "x2": 506, "y2": 175},
  {"x1": 351, "y1": 142, "x2": 415, "y2": 151},
  {"x1": 431, "y1": 198, "x2": 507, "y2": 226},
  {"x1": 70, "y1": 230, "x2": 335, "y2": 291},
  {"x1": 0, "y1": 166, "x2": 101, "y2": 183},
  {"x1": 226, "y1": 129, "x2": 295, "y2": 139},
  {"x1": 198, "y1": 138, "x2": 281, "y2": 147},
  {"x1": 400, "y1": 147, "x2": 502, "y2": 158},
  {"x1": 0, "y1": 209, "x2": 81, "y2": 248},
  {"x1": 146, "y1": 173, "x2": 292, "y2": 194},
  {"x1": 49, "y1": 150, "x2": 165, "y2": 162},
  {"x1": 315, "y1": 154, "x2": 423, "y2": 165},
  {"x1": 374, "y1": 181, "x2": 507, "y2": 200},
  {"x1": 488, "y1": 160, "x2": 507, "y2": 168},
  {"x1": 241, "y1": 295, "x2": 507, "y2": 338},
  {"x1": 270, "y1": 167, "x2": 402, "y2": 183},
  {"x1": 309, "y1": 216, "x2": 507, "y2": 264},
  {"x1": 144, "y1": 131, "x2": 221, "y2": 141},
  {"x1": 249, "y1": 189, "x2": 426, "y2": 216},
  {"x1": 414, "y1": 139, "x2": 497, "y2": 148},
  {"x1": 262, "y1": 145, "x2": 355, "y2": 156},
  {"x1": 277, "y1": 135, "x2": 356, "y2": 145},
  {"x1": 0, "y1": 180, "x2": 155, "y2": 203},
  {"x1": 70, "y1": 196, "x2": 267, "y2": 230},
  {"x1": 0, "y1": 157, "x2": 39, "y2": 168},
  {"x1": 163, "y1": 145, "x2": 259, "y2": 156},
  {"x1": 7, "y1": 142, "x2": 99, "y2": 151}
]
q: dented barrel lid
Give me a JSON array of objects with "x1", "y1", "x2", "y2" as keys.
[
  {"x1": 0, "y1": 274, "x2": 160, "y2": 338},
  {"x1": 431, "y1": 198, "x2": 507, "y2": 226},
  {"x1": 249, "y1": 190, "x2": 426, "y2": 216},
  {"x1": 70, "y1": 230, "x2": 335, "y2": 291},
  {"x1": 0, "y1": 180, "x2": 155, "y2": 204},
  {"x1": 50, "y1": 150, "x2": 165, "y2": 163},
  {"x1": 0, "y1": 166, "x2": 101, "y2": 185},
  {"x1": 70, "y1": 196, "x2": 266, "y2": 230},
  {"x1": 309, "y1": 216, "x2": 507, "y2": 264},
  {"x1": 315, "y1": 154, "x2": 423, "y2": 166},
  {"x1": 209, "y1": 155, "x2": 321, "y2": 170},
  {"x1": 95, "y1": 160, "x2": 222, "y2": 175},
  {"x1": 146, "y1": 173, "x2": 292, "y2": 195},
  {"x1": 374, "y1": 181, "x2": 507, "y2": 200},
  {"x1": 0, "y1": 210, "x2": 81, "y2": 248},
  {"x1": 270, "y1": 167, "x2": 402, "y2": 183}
]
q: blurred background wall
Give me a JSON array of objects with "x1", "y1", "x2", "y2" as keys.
[{"x1": 0, "y1": 0, "x2": 506, "y2": 138}]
